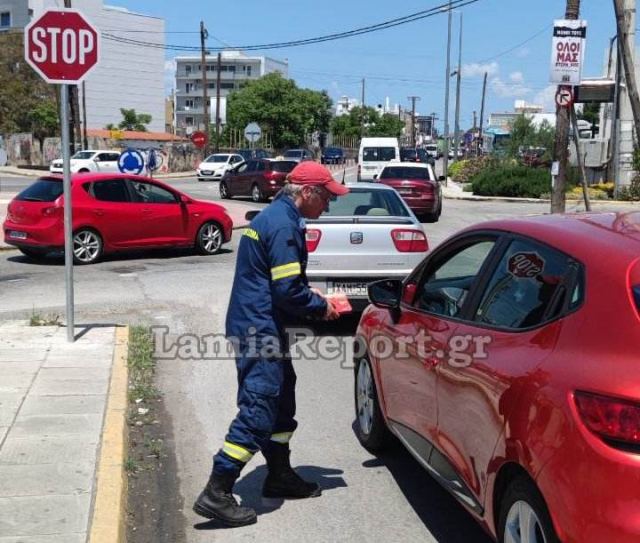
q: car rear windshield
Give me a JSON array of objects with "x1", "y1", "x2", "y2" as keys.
[
  {"x1": 284, "y1": 150, "x2": 303, "y2": 158},
  {"x1": 15, "y1": 179, "x2": 63, "y2": 202},
  {"x1": 71, "y1": 151, "x2": 95, "y2": 160},
  {"x1": 380, "y1": 167, "x2": 431, "y2": 180},
  {"x1": 363, "y1": 147, "x2": 396, "y2": 161},
  {"x1": 325, "y1": 147, "x2": 343, "y2": 155},
  {"x1": 270, "y1": 161, "x2": 297, "y2": 173},
  {"x1": 206, "y1": 155, "x2": 228, "y2": 163},
  {"x1": 322, "y1": 188, "x2": 409, "y2": 217},
  {"x1": 401, "y1": 149, "x2": 417, "y2": 160}
]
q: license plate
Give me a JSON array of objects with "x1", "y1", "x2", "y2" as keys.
[
  {"x1": 328, "y1": 281, "x2": 368, "y2": 296},
  {"x1": 397, "y1": 189, "x2": 413, "y2": 195},
  {"x1": 8, "y1": 231, "x2": 27, "y2": 240}
]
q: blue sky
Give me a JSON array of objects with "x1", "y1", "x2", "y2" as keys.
[{"x1": 108, "y1": 0, "x2": 619, "y2": 131}]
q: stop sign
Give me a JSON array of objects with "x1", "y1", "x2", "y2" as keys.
[
  {"x1": 191, "y1": 131, "x2": 208, "y2": 149},
  {"x1": 24, "y1": 9, "x2": 100, "y2": 84}
]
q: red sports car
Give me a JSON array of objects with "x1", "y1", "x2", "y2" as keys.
[
  {"x1": 355, "y1": 212, "x2": 640, "y2": 543},
  {"x1": 3, "y1": 173, "x2": 233, "y2": 264}
]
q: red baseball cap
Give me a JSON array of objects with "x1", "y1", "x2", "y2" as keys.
[{"x1": 287, "y1": 161, "x2": 350, "y2": 196}]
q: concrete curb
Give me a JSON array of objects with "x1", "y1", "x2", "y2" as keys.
[
  {"x1": 443, "y1": 193, "x2": 549, "y2": 204},
  {"x1": 88, "y1": 326, "x2": 129, "y2": 543}
]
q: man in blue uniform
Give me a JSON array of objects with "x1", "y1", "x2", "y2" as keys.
[{"x1": 194, "y1": 161, "x2": 349, "y2": 526}]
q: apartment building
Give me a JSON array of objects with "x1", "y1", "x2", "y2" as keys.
[
  {"x1": 174, "y1": 50, "x2": 288, "y2": 135},
  {"x1": 0, "y1": 0, "x2": 165, "y2": 132}
]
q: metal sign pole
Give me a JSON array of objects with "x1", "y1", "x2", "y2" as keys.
[{"x1": 60, "y1": 84, "x2": 75, "y2": 342}]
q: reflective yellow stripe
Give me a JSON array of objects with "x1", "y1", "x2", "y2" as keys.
[
  {"x1": 243, "y1": 228, "x2": 260, "y2": 241},
  {"x1": 270, "y1": 432, "x2": 293, "y2": 444},
  {"x1": 271, "y1": 262, "x2": 301, "y2": 281},
  {"x1": 222, "y1": 441, "x2": 254, "y2": 463}
]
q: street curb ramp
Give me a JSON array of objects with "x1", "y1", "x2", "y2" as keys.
[{"x1": 89, "y1": 326, "x2": 129, "y2": 543}]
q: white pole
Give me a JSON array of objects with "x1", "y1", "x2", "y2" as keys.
[{"x1": 60, "y1": 84, "x2": 75, "y2": 343}]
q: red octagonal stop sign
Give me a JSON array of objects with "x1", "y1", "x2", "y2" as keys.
[{"x1": 24, "y1": 8, "x2": 100, "y2": 84}]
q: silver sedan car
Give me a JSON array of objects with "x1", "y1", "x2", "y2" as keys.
[{"x1": 306, "y1": 183, "x2": 428, "y2": 310}]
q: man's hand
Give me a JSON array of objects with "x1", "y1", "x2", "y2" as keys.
[{"x1": 324, "y1": 299, "x2": 340, "y2": 320}]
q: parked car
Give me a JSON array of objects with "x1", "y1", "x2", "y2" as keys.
[
  {"x1": 358, "y1": 137, "x2": 400, "y2": 181},
  {"x1": 3, "y1": 173, "x2": 232, "y2": 264},
  {"x1": 219, "y1": 159, "x2": 298, "y2": 202},
  {"x1": 354, "y1": 211, "x2": 640, "y2": 543},
  {"x1": 321, "y1": 147, "x2": 346, "y2": 165},
  {"x1": 236, "y1": 148, "x2": 271, "y2": 162},
  {"x1": 305, "y1": 183, "x2": 427, "y2": 311},
  {"x1": 49, "y1": 150, "x2": 121, "y2": 174},
  {"x1": 448, "y1": 147, "x2": 464, "y2": 159},
  {"x1": 399, "y1": 147, "x2": 434, "y2": 166},
  {"x1": 196, "y1": 153, "x2": 244, "y2": 181},
  {"x1": 283, "y1": 149, "x2": 314, "y2": 163},
  {"x1": 376, "y1": 163, "x2": 442, "y2": 222}
]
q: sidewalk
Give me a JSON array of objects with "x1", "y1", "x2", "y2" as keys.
[
  {"x1": 0, "y1": 321, "x2": 126, "y2": 542},
  {"x1": 0, "y1": 165, "x2": 198, "y2": 179}
]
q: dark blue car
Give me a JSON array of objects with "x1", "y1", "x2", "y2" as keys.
[{"x1": 321, "y1": 147, "x2": 345, "y2": 165}]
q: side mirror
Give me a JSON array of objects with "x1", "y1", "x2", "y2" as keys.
[
  {"x1": 438, "y1": 175, "x2": 446, "y2": 182},
  {"x1": 245, "y1": 210, "x2": 260, "y2": 221},
  {"x1": 401, "y1": 282, "x2": 417, "y2": 305},
  {"x1": 368, "y1": 279, "x2": 402, "y2": 310},
  {"x1": 373, "y1": 174, "x2": 378, "y2": 180}
]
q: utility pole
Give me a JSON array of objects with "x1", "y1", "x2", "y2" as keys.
[
  {"x1": 443, "y1": 0, "x2": 453, "y2": 182},
  {"x1": 551, "y1": 0, "x2": 581, "y2": 214},
  {"x1": 215, "y1": 52, "x2": 222, "y2": 152},
  {"x1": 408, "y1": 96, "x2": 420, "y2": 147},
  {"x1": 613, "y1": 0, "x2": 640, "y2": 189},
  {"x1": 478, "y1": 72, "x2": 487, "y2": 156},
  {"x1": 200, "y1": 20, "x2": 210, "y2": 156},
  {"x1": 81, "y1": 81, "x2": 88, "y2": 150},
  {"x1": 430, "y1": 112, "x2": 438, "y2": 139},
  {"x1": 360, "y1": 78, "x2": 366, "y2": 139},
  {"x1": 453, "y1": 11, "x2": 463, "y2": 162}
]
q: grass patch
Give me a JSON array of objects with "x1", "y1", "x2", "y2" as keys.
[
  {"x1": 128, "y1": 326, "x2": 158, "y2": 402},
  {"x1": 29, "y1": 310, "x2": 61, "y2": 327}
]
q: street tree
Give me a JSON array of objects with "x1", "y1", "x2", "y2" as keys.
[
  {"x1": 28, "y1": 102, "x2": 59, "y2": 162},
  {"x1": 113, "y1": 108, "x2": 152, "y2": 132},
  {"x1": 331, "y1": 106, "x2": 404, "y2": 139},
  {"x1": 225, "y1": 73, "x2": 333, "y2": 150}
]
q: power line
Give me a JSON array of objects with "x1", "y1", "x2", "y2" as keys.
[
  {"x1": 475, "y1": 23, "x2": 551, "y2": 64},
  {"x1": 103, "y1": 0, "x2": 482, "y2": 53}
]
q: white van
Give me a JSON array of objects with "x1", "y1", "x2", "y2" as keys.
[{"x1": 357, "y1": 137, "x2": 400, "y2": 181}]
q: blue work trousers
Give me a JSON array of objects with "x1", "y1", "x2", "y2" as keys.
[{"x1": 213, "y1": 353, "x2": 297, "y2": 475}]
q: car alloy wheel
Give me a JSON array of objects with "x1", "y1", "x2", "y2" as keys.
[
  {"x1": 251, "y1": 183, "x2": 264, "y2": 203},
  {"x1": 219, "y1": 181, "x2": 230, "y2": 199},
  {"x1": 499, "y1": 477, "x2": 559, "y2": 543},
  {"x1": 73, "y1": 229, "x2": 103, "y2": 264},
  {"x1": 354, "y1": 355, "x2": 391, "y2": 451},
  {"x1": 196, "y1": 222, "x2": 223, "y2": 255}
]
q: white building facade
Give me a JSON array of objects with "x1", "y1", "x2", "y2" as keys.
[
  {"x1": 0, "y1": 0, "x2": 166, "y2": 132},
  {"x1": 174, "y1": 50, "x2": 288, "y2": 135}
]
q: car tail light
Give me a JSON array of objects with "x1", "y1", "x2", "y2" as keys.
[
  {"x1": 306, "y1": 228, "x2": 322, "y2": 252},
  {"x1": 391, "y1": 229, "x2": 428, "y2": 252},
  {"x1": 42, "y1": 206, "x2": 62, "y2": 217},
  {"x1": 357, "y1": 164, "x2": 361, "y2": 180},
  {"x1": 575, "y1": 390, "x2": 640, "y2": 449}
]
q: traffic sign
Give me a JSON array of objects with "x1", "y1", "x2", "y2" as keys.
[
  {"x1": 244, "y1": 122, "x2": 262, "y2": 143},
  {"x1": 191, "y1": 131, "x2": 207, "y2": 149},
  {"x1": 555, "y1": 86, "x2": 574, "y2": 108},
  {"x1": 24, "y1": 8, "x2": 100, "y2": 84},
  {"x1": 118, "y1": 149, "x2": 145, "y2": 175}
]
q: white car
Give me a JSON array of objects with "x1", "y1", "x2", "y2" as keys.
[
  {"x1": 50, "y1": 150, "x2": 121, "y2": 174},
  {"x1": 197, "y1": 153, "x2": 244, "y2": 181}
]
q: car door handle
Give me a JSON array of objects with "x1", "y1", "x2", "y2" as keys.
[
  {"x1": 93, "y1": 209, "x2": 104, "y2": 216},
  {"x1": 142, "y1": 208, "x2": 152, "y2": 214}
]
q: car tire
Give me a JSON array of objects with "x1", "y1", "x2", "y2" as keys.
[
  {"x1": 19, "y1": 247, "x2": 47, "y2": 260},
  {"x1": 354, "y1": 355, "x2": 392, "y2": 452},
  {"x1": 78, "y1": 168, "x2": 90, "y2": 173},
  {"x1": 219, "y1": 181, "x2": 230, "y2": 199},
  {"x1": 251, "y1": 183, "x2": 265, "y2": 203},
  {"x1": 196, "y1": 222, "x2": 223, "y2": 255},
  {"x1": 72, "y1": 228, "x2": 103, "y2": 265},
  {"x1": 498, "y1": 476, "x2": 559, "y2": 543},
  {"x1": 424, "y1": 201, "x2": 442, "y2": 223}
]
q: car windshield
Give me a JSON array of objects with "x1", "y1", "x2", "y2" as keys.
[
  {"x1": 206, "y1": 155, "x2": 228, "y2": 163},
  {"x1": 284, "y1": 150, "x2": 303, "y2": 158},
  {"x1": 16, "y1": 179, "x2": 63, "y2": 202},
  {"x1": 325, "y1": 148, "x2": 343, "y2": 155},
  {"x1": 401, "y1": 149, "x2": 417, "y2": 160},
  {"x1": 71, "y1": 151, "x2": 95, "y2": 160},
  {"x1": 270, "y1": 161, "x2": 297, "y2": 173},
  {"x1": 380, "y1": 167, "x2": 430, "y2": 180},
  {"x1": 363, "y1": 147, "x2": 396, "y2": 161},
  {"x1": 322, "y1": 188, "x2": 409, "y2": 217}
]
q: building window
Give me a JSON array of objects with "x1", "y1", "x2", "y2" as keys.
[
  {"x1": 186, "y1": 117, "x2": 194, "y2": 126},
  {"x1": 186, "y1": 83, "x2": 194, "y2": 93},
  {"x1": 185, "y1": 65, "x2": 192, "y2": 74},
  {"x1": 221, "y1": 83, "x2": 234, "y2": 90},
  {"x1": 208, "y1": 83, "x2": 215, "y2": 89},
  {"x1": 246, "y1": 66, "x2": 252, "y2": 77},
  {"x1": 185, "y1": 99, "x2": 194, "y2": 109},
  {"x1": 0, "y1": 12, "x2": 10, "y2": 27}
]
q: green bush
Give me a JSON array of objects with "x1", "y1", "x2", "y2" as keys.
[
  {"x1": 471, "y1": 165, "x2": 552, "y2": 198},
  {"x1": 450, "y1": 156, "x2": 498, "y2": 183}
]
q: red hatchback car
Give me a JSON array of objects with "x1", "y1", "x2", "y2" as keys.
[
  {"x1": 219, "y1": 159, "x2": 298, "y2": 203},
  {"x1": 354, "y1": 212, "x2": 640, "y2": 543},
  {"x1": 376, "y1": 163, "x2": 443, "y2": 222},
  {"x1": 3, "y1": 173, "x2": 233, "y2": 264}
]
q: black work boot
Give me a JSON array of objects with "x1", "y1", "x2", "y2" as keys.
[
  {"x1": 193, "y1": 471, "x2": 257, "y2": 527},
  {"x1": 262, "y1": 443, "x2": 321, "y2": 499}
]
